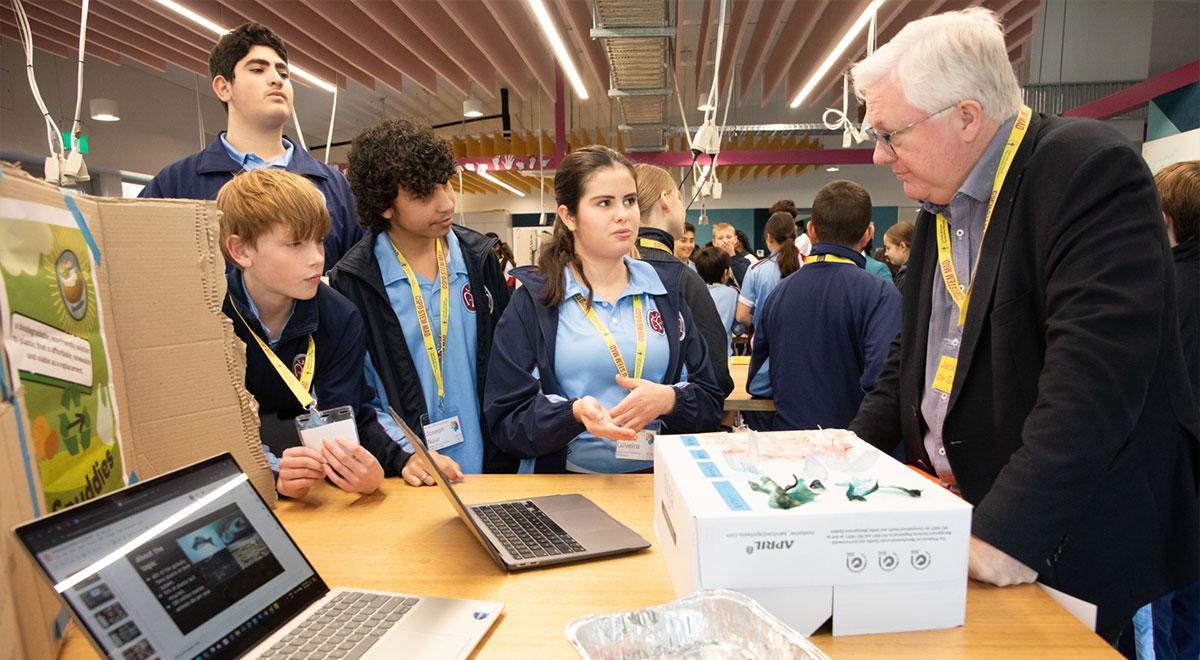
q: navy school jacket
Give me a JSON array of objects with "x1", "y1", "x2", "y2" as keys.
[
  {"x1": 223, "y1": 270, "x2": 407, "y2": 476},
  {"x1": 140, "y1": 133, "x2": 363, "y2": 273},
  {"x1": 483, "y1": 263, "x2": 724, "y2": 472}
]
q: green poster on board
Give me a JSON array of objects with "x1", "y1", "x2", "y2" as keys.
[{"x1": 0, "y1": 197, "x2": 124, "y2": 511}]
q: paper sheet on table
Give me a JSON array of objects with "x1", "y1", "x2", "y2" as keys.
[{"x1": 1039, "y1": 582, "x2": 1097, "y2": 631}]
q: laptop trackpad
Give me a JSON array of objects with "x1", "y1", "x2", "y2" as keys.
[{"x1": 368, "y1": 631, "x2": 469, "y2": 659}]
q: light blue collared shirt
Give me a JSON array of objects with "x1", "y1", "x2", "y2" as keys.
[
  {"x1": 364, "y1": 230, "x2": 483, "y2": 473},
  {"x1": 220, "y1": 132, "x2": 295, "y2": 171},
  {"x1": 738, "y1": 251, "x2": 785, "y2": 326},
  {"x1": 553, "y1": 257, "x2": 674, "y2": 473},
  {"x1": 241, "y1": 286, "x2": 295, "y2": 349},
  {"x1": 920, "y1": 114, "x2": 1017, "y2": 487}
]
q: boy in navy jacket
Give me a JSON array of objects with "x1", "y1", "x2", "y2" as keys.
[
  {"x1": 142, "y1": 23, "x2": 361, "y2": 271},
  {"x1": 218, "y1": 169, "x2": 406, "y2": 498},
  {"x1": 748, "y1": 180, "x2": 901, "y2": 431}
]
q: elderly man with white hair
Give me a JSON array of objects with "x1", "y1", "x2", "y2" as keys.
[{"x1": 847, "y1": 8, "x2": 1199, "y2": 648}]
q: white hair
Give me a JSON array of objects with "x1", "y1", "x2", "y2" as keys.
[{"x1": 851, "y1": 8, "x2": 1022, "y2": 121}]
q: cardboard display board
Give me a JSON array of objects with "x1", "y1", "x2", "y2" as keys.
[{"x1": 0, "y1": 163, "x2": 270, "y2": 659}]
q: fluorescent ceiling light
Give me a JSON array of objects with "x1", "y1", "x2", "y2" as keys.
[
  {"x1": 477, "y1": 167, "x2": 526, "y2": 197},
  {"x1": 790, "y1": 0, "x2": 886, "y2": 109},
  {"x1": 697, "y1": 103, "x2": 714, "y2": 111},
  {"x1": 826, "y1": 166, "x2": 840, "y2": 172},
  {"x1": 526, "y1": 0, "x2": 588, "y2": 100},
  {"x1": 153, "y1": 0, "x2": 335, "y2": 93}
]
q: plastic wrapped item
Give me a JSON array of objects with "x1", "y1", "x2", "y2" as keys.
[{"x1": 565, "y1": 589, "x2": 831, "y2": 660}]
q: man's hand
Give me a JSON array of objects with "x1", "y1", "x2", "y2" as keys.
[
  {"x1": 609, "y1": 374, "x2": 676, "y2": 431},
  {"x1": 968, "y1": 535, "x2": 1038, "y2": 586},
  {"x1": 402, "y1": 448, "x2": 463, "y2": 487},
  {"x1": 321, "y1": 438, "x2": 384, "y2": 495},
  {"x1": 573, "y1": 395, "x2": 636, "y2": 442},
  {"x1": 276, "y1": 446, "x2": 325, "y2": 499}
]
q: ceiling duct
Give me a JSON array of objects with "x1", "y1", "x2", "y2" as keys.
[{"x1": 593, "y1": 0, "x2": 672, "y2": 151}]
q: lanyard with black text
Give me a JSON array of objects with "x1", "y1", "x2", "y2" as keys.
[
  {"x1": 936, "y1": 105, "x2": 1032, "y2": 328},
  {"x1": 229, "y1": 297, "x2": 316, "y2": 409},
  {"x1": 574, "y1": 294, "x2": 645, "y2": 379},
  {"x1": 392, "y1": 238, "x2": 450, "y2": 410}
]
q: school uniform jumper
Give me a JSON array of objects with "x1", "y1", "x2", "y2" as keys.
[
  {"x1": 223, "y1": 270, "x2": 405, "y2": 475},
  {"x1": 328, "y1": 225, "x2": 518, "y2": 474},
  {"x1": 484, "y1": 260, "x2": 724, "y2": 473},
  {"x1": 738, "y1": 250, "x2": 787, "y2": 326},
  {"x1": 140, "y1": 132, "x2": 362, "y2": 272},
  {"x1": 747, "y1": 243, "x2": 901, "y2": 430}
]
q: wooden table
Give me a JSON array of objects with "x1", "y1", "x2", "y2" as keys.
[
  {"x1": 58, "y1": 475, "x2": 1118, "y2": 659},
  {"x1": 725, "y1": 359, "x2": 775, "y2": 413}
]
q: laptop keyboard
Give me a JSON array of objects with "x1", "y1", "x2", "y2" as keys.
[
  {"x1": 258, "y1": 591, "x2": 419, "y2": 660},
  {"x1": 474, "y1": 500, "x2": 586, "y2": 559}
]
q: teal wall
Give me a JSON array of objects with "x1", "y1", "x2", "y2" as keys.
[{"x1": 689, "y1": 206, "x2": 902, "y2": 253}]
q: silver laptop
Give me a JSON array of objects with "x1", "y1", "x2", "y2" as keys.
[
  {"x1": 389, "y1": 409, "x2": 650, "y2": 571},
  {"x1": 13, "y1": 453, "x2": 502, "y2": 660}
]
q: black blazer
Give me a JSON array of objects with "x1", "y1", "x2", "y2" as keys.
[{"x1": 850, "y1": 112, "x2": 1200, "y2": 627}]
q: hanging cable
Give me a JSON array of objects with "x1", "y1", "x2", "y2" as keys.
[
  {"x1": 67, "y1": 0, "x2": 89, "y2": 153},
  {"x1": 12, "y1": 0, "x2": 64, "y2": 159},
  {"x1": 291, "y1": 108, "x2": 308, "y2": 151},
  {"x1": 323, "y1": 74, "x2": 339, "y2": 164}
]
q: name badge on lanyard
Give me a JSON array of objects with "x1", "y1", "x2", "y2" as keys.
[{"x1": 615, "y1": 421, "x2": 660, "y2": 461}]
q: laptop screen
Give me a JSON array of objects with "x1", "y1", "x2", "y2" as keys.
[{"x1": 15, "y1": 454, "x2": 328, "y2": 660}]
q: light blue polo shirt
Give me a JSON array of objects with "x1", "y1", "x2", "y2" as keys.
[
  {"x1": 706, "y1": 283, "x2": 739, "y2": 357},
  {"x1": 220, "y1": 133, "x2": 295, "y2": 171},
  {"x1": 738, "y1": 251, "x2": 785, "y2": 326},
  {"x1": 364, "y1": 230, "x2": 483, "y2": 473},
  {"x1": 552, "y1": 257, "x2": 675, "y2": 474}
]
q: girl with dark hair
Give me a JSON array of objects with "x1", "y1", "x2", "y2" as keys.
[
  {"x1": 883, "y1": 221, "x2": 914, "y2": 292},
  {"x1": 736, "y1": 212, "x2": 800, "y2": 328},
  {"x1": 484, "y1": 146, "x2": 723, "y2": 473}
]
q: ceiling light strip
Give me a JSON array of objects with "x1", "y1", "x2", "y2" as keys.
[
  {"x1": 790, "y1": 0, "x2": 886, "y2": 109},
  {"x1": 526, "y1": 0, "x2": 589, "y2": 100},
  {"x1": 152, "y1": 0, "x2": 335, "y2": 93},
  {"x1": 479, "y1": 170, "x2": 527, "y2": 197}
]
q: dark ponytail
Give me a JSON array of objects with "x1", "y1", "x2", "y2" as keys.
[
  {"x1": 765, "y1": 212, "x2": 800, "y2": 278},
  {"x1": 536, "y1": 145, "x2": 636, "y2": 308}
]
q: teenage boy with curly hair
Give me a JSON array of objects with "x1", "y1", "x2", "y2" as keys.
[{"x1": 330, "y1": 118, "x2": 517, "y2": 486}]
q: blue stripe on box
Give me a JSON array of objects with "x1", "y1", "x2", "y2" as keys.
[
  {"x1": 690, "y1": 449, "x2": 710, "y2": 460},
  {"x1": 711, "y1": 481, "x2": 751, "y2": 511},
  {"x1": 696, "y1": 461, "x2": 722, "y2": 478},
  {"x1": 681, "y1": 436, "x2": 700, "y2": 447}
]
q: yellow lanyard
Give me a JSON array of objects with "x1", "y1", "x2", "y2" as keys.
[
  {"x1": 574, "y1": 294, "x2": 645, "y2": 379},
  {"x1": 638, "y1": 237, "x2": 672, "y2": 254},
  {"x1": 392, "y1": 239, "x2": 450, "y2": 403},
  {"x1": 936, "y1": 105, "x2": 1032, "y2": 327},
  {"x1": 229, "y1": 297, "x2": 316, "y2": 410},
  {"x1": 810, "y1": 254, "x2": 859, "y2": 266}
]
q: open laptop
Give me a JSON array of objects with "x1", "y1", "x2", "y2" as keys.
[
  {"x1": 13, "y1": 453, "x2": 502, "y2": 660},
  {"x1": 389, "y1": 408, "x2": 650, "y2": 571}
]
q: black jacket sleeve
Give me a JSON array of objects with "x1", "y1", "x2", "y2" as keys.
[
  {"x1": 658, "y1": 302, "x2": 724, "y2": 434},
  {"x1": 679, "y1": 268, "x2": 735, "y2": 396}
]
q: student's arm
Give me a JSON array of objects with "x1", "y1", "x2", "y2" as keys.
[
  {"x1": 860, "y1": 286, "x2": 903, "y2": 392},
  {"x1": 747, "y1": 296, "x2": 774, "y2": 397},
  {"x1": 654, "y1": 303, "x2": 724, "y2": 434},
  {"x1": 483, "y1": 288, "x2": 588, "y2": 458}
]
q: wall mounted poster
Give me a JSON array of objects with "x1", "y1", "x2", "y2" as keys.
[{"x1": 0, "y1": 195, "x2": 124, "y2": 512}]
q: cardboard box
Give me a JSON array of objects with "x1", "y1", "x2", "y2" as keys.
[
  {"x1": 0, "y1": 163, "x2": 268, "y2": 659},
  {"x1": 654, "y1": 430, "x2": 971, "y2": 636}
]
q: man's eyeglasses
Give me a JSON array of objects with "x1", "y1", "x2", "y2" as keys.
[{"x1": 864, "y1": 104, "x2": 957, "y2": 156}]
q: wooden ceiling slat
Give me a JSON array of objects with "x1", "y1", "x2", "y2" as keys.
[
  {"x1": 1003, "y1": 0, "x2": 1043, "y2": 33},
  {"x1": 760, "y1": 0, "x2": 828, "y2": 107},
  {"x1": 65, "y1": 0, "x2": 209, "y2": 62},
  {"x1": 1006, "y1": 14, "x2": 1036, "y2": 43},
  {"x1": 738, "y1": 0, "x2": 787, "y2": 105},
  {"x1": 352, "y1": 0, "x2": 472, "y2": 97},
  {"x1": 15, "y1": 4, "x2": 170, "y2": 71},
  {"x1": 300, "y1": 0, "x2": 438, "y2": 94},
  {"x1": 441, "y1": 0, "x2": 537, "y2": 100},
  {"x1": 712, "y1": 0, "x2": 753, "y2": 107},
  {"x1": 246, "y1": 1, "x2": 413, "y2": 95},
  {"x1": 0, "y1": 15, "x2": 112, "y2": 64},
  {"x1": 481, "y1": 0, "x2": 556, "y2": 99},
  {"x1": 694, "y1": 0, "x2": 714, "y2": 92},
  {"x1": 204, "y1": 0, "x2": 377, "y2": 91},
  {"x1": 813, "y1": 0, "x2": 916, "y2": 108},
  {"x1": 553, "y1": 0, "x2": 610, "y2": 94},
  {"x1": 783, "y1": 0, "x2": 873, "y2": 110},
  {"x1": 396, "y1": 0, "x2": 497, "y2": 97},
  {"x1": 36, "y1": 1, "x2": 208, "y2": 73}
]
